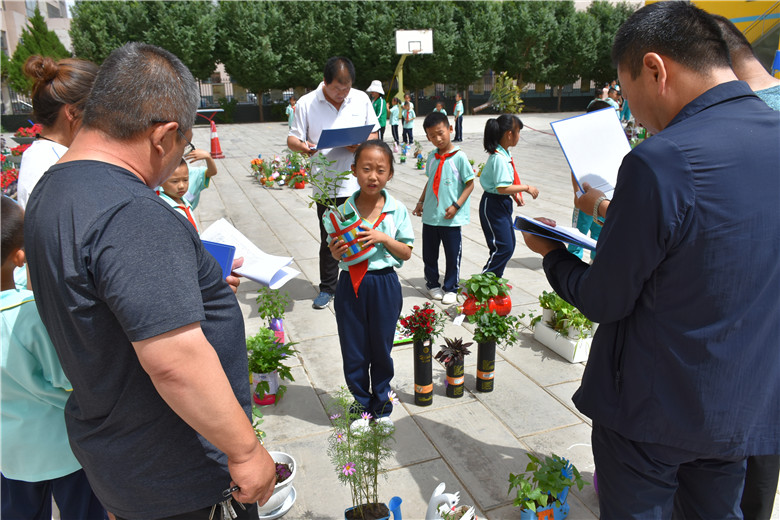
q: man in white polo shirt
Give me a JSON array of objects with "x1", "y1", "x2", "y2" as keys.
[{"x1": 287, "y1": 56, "x2": 379, "y2": 309}]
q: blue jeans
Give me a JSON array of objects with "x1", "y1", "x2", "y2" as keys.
[{"x1": 422, "y1": 224, "x2": 462, "y2": 294}]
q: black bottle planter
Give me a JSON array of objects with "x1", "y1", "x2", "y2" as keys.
[
  {"x1": 476, "y1": 341, "x2": 496, "y2": 392},
  {"x1": 414, "y1": 339, "x2": 433, "y2": 406},
  {"x1": 446, "y1": 360, "x2": 465, "y2": 398}
]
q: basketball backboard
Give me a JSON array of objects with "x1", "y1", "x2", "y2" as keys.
[{"x1": 395, "y1": 30, "x2": 434, "y2": 55}]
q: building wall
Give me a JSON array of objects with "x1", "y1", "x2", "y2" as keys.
[{"x1": 1, "y1": 0, "x2": 72, "y2": 56}]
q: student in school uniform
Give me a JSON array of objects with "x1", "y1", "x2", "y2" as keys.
[
  {"x1": 401, "y1": 102, "x2": 416, "y2": 145},
  {"x1": 453, "y1": 92, "x2": 464, "y2": 142},
  {"x1": 479, "y1": 114, "x2": 539, "y2": 277},
  {"x1": 182, "y1": 148, "x2": 218, "y2": 209},
  {"x1": 324, "y1": 140, "x2": 413, "y2": 425},
  {"x1": 157, "y1": 158, "x2": 201, "y2": 233},
  {"x1": 413, "y1": 112, "x2": 474, "y2": 305}
]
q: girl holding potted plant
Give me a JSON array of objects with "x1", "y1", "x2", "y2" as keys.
[{"x1": 325, "y1": 140, "x2": 414, "y2": 424}]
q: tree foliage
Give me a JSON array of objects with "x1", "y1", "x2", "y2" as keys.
[
  {"x1": 70, "y1": 1, "x2": 148, "y2": 64},
  {"x1": 7, "y1": 6, "x2": 71, "y2": 93},
  {"x1": 586, "y1": 1, "x2": 636, "y2": 85}
]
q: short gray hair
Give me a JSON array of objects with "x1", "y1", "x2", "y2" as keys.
[{"x1": 83, "y1": 42, "x2": 199, "y2": 139}]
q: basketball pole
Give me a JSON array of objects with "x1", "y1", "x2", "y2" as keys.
[{"x1": 389, "y1": 49, "x2": 421, "y2": 102}]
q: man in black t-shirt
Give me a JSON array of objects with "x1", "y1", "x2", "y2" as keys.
[{"x1": 25, "y1": 43, "x2": 276, "y2": 519}]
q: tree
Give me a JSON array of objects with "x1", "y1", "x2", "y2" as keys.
[
  {"x1": 143, "y1": 1, "x2": 218, "y2": 80},
  {"x1": 349, "y1": 1, "x2": 397, "y2": 92},
  {"x1": 444, "y1": 2, "x2": 502, "y2": 113},
  {"x1": 7, "y1": 6, "x2": 70, "y2": 93},
  {"x1": 495, "y1": 2, "x2": 560, "y2": 86},
  {"x1": 215, "y1": 1, "x2": 282, "y2": 120},
  {"x1": 586, "y1": 1, "x2": 636, "y2": 86},
  {"x1": 542, "y1": 5, "x2": 599, "y2": 111},
  {"x1": 70, "y1": 1, "x2": 148, "y2": 64}
]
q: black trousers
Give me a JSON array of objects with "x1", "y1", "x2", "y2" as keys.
[{"x1": 741, "y1": 454, "x2": 780, "y2": 520}]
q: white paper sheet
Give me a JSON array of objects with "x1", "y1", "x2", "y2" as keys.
[
  {"x1": 550, "y1": 107, "x2": 631, "y2": 200},
  {"x1": 201, "y1": 218, "x2": 300, "y2": 289}
]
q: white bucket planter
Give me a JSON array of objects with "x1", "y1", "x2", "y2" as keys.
[
  {"x1": 534, "y1": 322, "x2": 592, "y2": 363},
  {"x1": 257, "y1": 451, "x2": 297, "y2": 516}
]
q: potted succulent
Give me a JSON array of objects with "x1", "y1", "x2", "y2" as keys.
[
  {"x1": 246, "y1": 328, "x2": 297, "y2": 405},
  {"x1": 459, "y1": 272, "x2": 512, "y2": 317},
  {"x1": 434, "y1": 337, "x2": 473, "y2": 398},
  {"x1": 256, "y1": 450, "x2": 298, "y2": 516},
  {"x1": 530, "y1": 291, "x2": 596, "y2": 363},
  {"x1": 327, "y1": 387, "x2": 403, "y2": 520},
  {"x1": 256, "y1": 286, "x2": 290, "y2": 343},
  {"x1": 398, "y1": 302, "x2": 447, "y2": 406},
  {"x1": 508, "y1": 453, "x2": 585, "y2": 520},
  {"x1": 469, "y1": 307, "x2": 522, "y2": 392}
]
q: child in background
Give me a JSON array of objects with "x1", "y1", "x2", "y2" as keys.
[
  {"x1": 453, "y1": 92, "x2": 464, "y2": 142},
  {"x1": 324, "y1": 140, "x2": 413, "y2": 425},
  {"x1": 433, "y1": 101, "x2": 447, "y2": 115},
  {"x1": 413, "y1": 112, "x2": 474, "y2": 305},
  {"x1": 388, "y1": 97, "x2": 401, "y2": 149},
  {"x1": 157, "y1": 159, "x2": 201, "y2": 233},
  {"x1": 183, "y1": 148, "x2": 218, "y2": 209},
  {"x1": 0, "y1": 197, "x2": 106, "y2": 520},
  {"x1": 286, "y1": 96, "x2": 296, "y2": 129},
  {"x1": 402, "y1": 101, "x2": 415, "y2": 145},
  {"x1": 479, "y1": 114, "x2": 539, "y2": 277}
]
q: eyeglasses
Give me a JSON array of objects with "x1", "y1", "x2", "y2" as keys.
[{"x1": 151, "y1": 120, "x2": 195, "y2": 155}]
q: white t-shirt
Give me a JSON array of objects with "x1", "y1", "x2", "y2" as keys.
[
  {"x1": 289, "y1": 83, "x2": 379, "y2": 198},
  {"x1": 17, "y1": 139, "x2": 68, "y2": 209}
]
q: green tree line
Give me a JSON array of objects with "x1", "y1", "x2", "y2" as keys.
[{"x1": 6, "y1": 1, "x2": 635, "y2": 111}]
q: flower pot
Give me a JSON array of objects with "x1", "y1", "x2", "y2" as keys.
[
  {"x1": 344, "y1": 496, "x2": 402, "y2": 520},
  {"x1": 12, "y1": 136, "x2": 35, "y2": 145},
  {"x1": 476, "y1": 341, "x2": 496, "y2": 392},
  {"x1": 268, "y1": 317, "x2": 285, "y2": 344},
  {"x1": 542, "y1": 308, "x2": 555, "y2": 324},
  {"x1": 257, "y1": 451, "x2": 297, "y2": 515},
  {"x1": 294, "y1": 181, "x2": 305, "y2": 189},
  {"x1": 460, "y1": 294, "x2": 511, "y2": 316},
  {"x1": 327, "y1": 212, "x2": 377, "y2": 266},
  {"x1": 533, "y1": 322, "x2": 591, "y2": 363},
  {"x1": 518, "y1": 500, "x2": 569, "y2": 520},
  {"x1": 8, "y1": 155, "x2": 22, "y2": 166},
  {"x1": 445, "y1": 360, "x2": 465, "y2": 398},
  {"x1": 253, "y1": 370, "x2": 280, "y2": 405},
  {"x1": 414, "y1": 339, "x2": 433, "y2": 406}
]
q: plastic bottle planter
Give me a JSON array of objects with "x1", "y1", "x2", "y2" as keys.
[
  {"x1": 328, "y1": 213, "x2": 377, "y2": 266},
  {"x1": 344, "y1": 496, "x2": 402, "y2": 520},
  {"x1": 518, "y1": 485, "x2": 570, "y2": 520},
  {"x1": 476, "y1": 341, "x2": 496, "y2": 392},
  {"x1": 269, "y1": 317, "x2": 285, "y2": 344},
  {"x1": 253, "y1": 370, "x2": 279, "y2": 406},
  {"x1": 414, "y1": 339, "x2": 433, "y2": 406},
  {"x1": 445, "y1": 360, "x2": 465, "y2": 398}
]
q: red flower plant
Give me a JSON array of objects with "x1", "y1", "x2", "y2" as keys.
[
  {"x1": 399, "y1": 302, "x2": 446, "y2": 343},
  {"x1": 1, "y1": 168, "x2": 19, "y2": 189},
  {"x1": 14, "y1": 124, "x2": 42, "y2": 137},
  {"x1": 10, "y1": 144, "x2": 31, "y2": 156}
]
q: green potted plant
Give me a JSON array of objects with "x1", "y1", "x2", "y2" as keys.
[
  {"x1": 246, "y1": 328, "x2": 297, "y2": 405},
  {"x1": 530, "y1": 291, "x2": 596, "y2": 363},
  {"x1": 469, "y1": 307, "x2": 522, "y2": 392},
  {"x1": 256, "y1": 286, "x2": 290, "y2": 342},
  {"x1": 327, "y1": 387, "x2": 402, "y2": 520},
  {"x1": 434, "y1": 337, "x2": 472, "y2": 398},
  {"x1": 459, "y1": 272, "x2": 512, "y2": 316},
  {"x1": 398, "y1": 302, "x2": 447, "y2": 406},
  {"x1": 508, "y1": 453, "x2": 585, "y2": 520}
]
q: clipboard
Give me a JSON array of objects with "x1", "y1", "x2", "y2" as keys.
[
  {"x1": 514, "y1": 215, "x2": 597, "y2": 251},
  {"x1": 202, "y1": 240, "x2": 236, "y2": 279},
  {"x1": 316, "y1": 124, "x2": 374, "y2": 150},
  {"x1": 549, "y1": 108, "x2": 630, "y2": 200}
]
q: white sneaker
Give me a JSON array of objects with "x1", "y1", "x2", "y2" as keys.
[
  {"x1": 375, "y1": 416, "x2": 394, "y2": 432},
  {"x1": 442, "y1": 292, "x2": 458, "y2": 305},
  {"x1": 428, "y1": 287, "x2": 444, "y2": 300},
  {"x1": 350, "y1": 418, "x2": 371, "y2": 435}
]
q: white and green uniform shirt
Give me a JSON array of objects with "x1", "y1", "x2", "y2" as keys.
[
  {"x1": 422, "y1": 147, "x2": 474, "y2": 227},
  {"x1": 479, "y1": 145, "x2": 515, "y2": 194}
]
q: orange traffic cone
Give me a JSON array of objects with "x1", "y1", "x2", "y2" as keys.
[{"x1": 209, "y1": 120, "x2": 225, "y2": 159}]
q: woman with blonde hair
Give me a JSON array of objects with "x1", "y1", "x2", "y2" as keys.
[{"x1": 17, "y1": 55, "x2": 98, "y2": 209}]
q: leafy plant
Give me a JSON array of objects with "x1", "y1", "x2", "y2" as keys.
[
  {"x1": 531, "y1": 290, "x2": 593, "y2": 339},
  {"x1": 508, "y1": 453, "x2": 585, "y2": 512},
  {"x1": 306, "y1": 153, "x2": 353, "y2": 221},
  {"x1": 252, "y1": 405, "x2": 266, "y2": 442},
  {"x1": 327, "y1": 387, "x2": 397, "y2": 519},
  {"x1": 460, "y1": 272, "x2": 511, "y2": 304},
  {"x1": 434, "y1": 337, "x2": 473, "y2": 368},
  {"x1": 398, "y1": 302, "x2": 447, "y2": 344},
  {"x1": 246, "y1": 328, "x2": 297, "y2": 401},
  {"x1": 489, "y1": 71, "x2": 525, "y2": 114},
  {"x1": 217, "y1": 96, "x2": 238, "y2": 123},
  {"x1": 255, "y1": 286, "x2": 290, "y2": 323},
  {"x1": 469, "y1": 307, "x2": 521, "y2": 349}
]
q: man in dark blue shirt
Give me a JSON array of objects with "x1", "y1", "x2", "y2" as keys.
[{"x1": 523, "y1": 3, "x2": 780, "y2": 517}]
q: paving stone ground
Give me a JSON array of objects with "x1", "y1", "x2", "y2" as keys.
[{"x1": 190, "y1": 113, "x2": 779, "y2": 520}]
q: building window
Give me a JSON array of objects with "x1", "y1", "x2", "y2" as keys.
[
  {"x1": 25, "y1": 0, "x2": 35, "y2": 18},
  {"x1": 47, "y1": 3, "x2": 60, "y2": 18}
]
